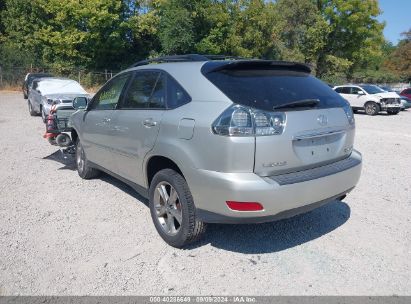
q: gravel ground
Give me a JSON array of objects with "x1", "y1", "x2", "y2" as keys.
[{"x1": 0, "y1": 91, "x2": 410, "y2": 296}]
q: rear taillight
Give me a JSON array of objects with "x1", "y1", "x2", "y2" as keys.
[
  {"x1": 342, "y1": 102, "x2": 355, "y2": 125},
  {"x1": 212, "y1": 105, "x2": 286, "y2": 137}
]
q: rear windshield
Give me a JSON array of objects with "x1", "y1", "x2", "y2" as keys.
[{"x1": 204, "y1": 68, "x2": 347, "y2": 111}]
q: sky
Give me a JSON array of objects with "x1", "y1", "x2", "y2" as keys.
[{"x1": 378, "y1": 0, "x2": 411, "y2": 45}]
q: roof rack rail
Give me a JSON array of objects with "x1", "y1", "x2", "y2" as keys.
[{"x1": 129, "y1": 54, "x2": 247, "y2": 68}]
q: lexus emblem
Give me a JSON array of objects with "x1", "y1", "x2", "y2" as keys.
[{"x1": 317, "y1": 114, "x2": 328, "y2": 126}]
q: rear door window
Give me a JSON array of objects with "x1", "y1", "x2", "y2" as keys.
[
  {"x1": 121, "y1": 71, "x2": 166, "y2": 109},
  {"x1": 203, "y1": 67, "x2": 347, "y2": 111}
]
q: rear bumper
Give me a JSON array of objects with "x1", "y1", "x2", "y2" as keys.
[{"x1": 187, "y1": 150, "x2": 362, "y2": 224}]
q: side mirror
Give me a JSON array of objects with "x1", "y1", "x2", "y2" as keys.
[
  {"x1": 73, "y1": 97, "x2": 88, "y2": 110},
  {"x1": 357, "y1": 91, "x2": 365, "y2": 95}
]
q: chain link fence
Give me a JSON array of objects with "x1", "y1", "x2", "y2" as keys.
[{"x1": 0, "y1": 66, "x2": 118, "y2": 91}]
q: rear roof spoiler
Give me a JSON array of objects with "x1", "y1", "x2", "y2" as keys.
[{"x1": 201, "y1": 60, "x2": 311, "y2": 74}]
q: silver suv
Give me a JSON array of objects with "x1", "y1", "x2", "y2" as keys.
[{"x1": 70, "y1": 55, "x2": 362, "y2": 247}]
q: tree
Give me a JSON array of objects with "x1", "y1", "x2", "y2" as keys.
[
  {"x1": 0, "y1": 0, "x2": 389, "y2": 81},
  {"x1": 316, "y1": 0, "x2": 385, "y2": 78},
  {"x1": 226, "y1": 0, "x2": 279, "y2": 58},
  {"x1": 0, "y1": 0, "x2": 6, "y2": 40},
  {"x1": 35, "y1": 0, "x2": 130, "y2": 70},
  {"x1": 384, "y1": 29, "x2": 411, "y2": 81},
  {"x1": 126, "y1": 0, "x2": 162, "y2": 60},
  {"x1": 273, "y1": 0, "x2": 330, "y2": 64},
  {"x1": 1, "y1": 0, "x2": 46, "y2": 65},
  {"x1": 158, "y1": 0, "x2": 196, "y2": 54}
]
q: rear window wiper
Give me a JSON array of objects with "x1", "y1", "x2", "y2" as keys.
[{"x1": 273, "y1": 99, "x2": 320, "y2": 110}]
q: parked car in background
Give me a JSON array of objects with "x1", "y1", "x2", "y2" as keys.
[
  {"x1": 70, "y1": 54, "x2": 362, "y2": 247},
  {"x1": 22, "y1": 73, "x2": 53, "y2": 99},
  {"x1": 44, "y1": 97, "x2": 88, "y2": 148},
  {"x1": 333, "y1": 84, "x2": 401, "y2": 115},
  {"x1": 378, "y1": 85, "x2": 408, "y2": 110},
  {"x1": 399, "y1": 96, "x2": 411, "y2": 110},
  {"x1": 399, "y1": 88, "x2": 411, "y2": 99},
  {"x1": 27, "y1": 77, "x2": 90, "y2": 122}
]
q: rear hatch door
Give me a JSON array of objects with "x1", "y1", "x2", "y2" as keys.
[{"x1": 202, "y1": 61, "x2": 355, "y2": 176}]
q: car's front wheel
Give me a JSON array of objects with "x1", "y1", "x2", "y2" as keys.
[
  {"x1": 149, "y1": 169, "x2": 206, "y2": 248},
  {"x1": 364, "y1": 101, "x2": 379, "y2": 116},
  {"x1": 75, "y1": 139, "x2": 100, "y2": 179}
]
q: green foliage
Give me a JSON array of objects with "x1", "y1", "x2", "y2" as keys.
[
  {"x1": 0, "y1": 40, "x2": 35, "y2": 68},
  {"x1": 384, "y1": 30, "x2": 411, "y2": 81},
  {"x1": 0, "y1": 0, "x2": 405, "y2": 84},
  {"x1": 36, "y1": 0, "x2": 130, "y2": 69},
  {"x1": 316, "y1": 0, "x2": 385, "y2": 77},
  {"x1": 158, "y1": 0, "x2": 196, "y2": 54},
  {"x1": 1, "y1": 0, "x2": 46, "y2": 65},
  {"x1": 273, "y1": 0, "x2": 328, "y2": 63},
  {"x1": 351, "y1": 68, "x2": 401, "y2": 83}
]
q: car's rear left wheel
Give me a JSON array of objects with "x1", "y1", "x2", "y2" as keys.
[{"x1": 149, "y1": 169, "x2": 206, "y2": 248}]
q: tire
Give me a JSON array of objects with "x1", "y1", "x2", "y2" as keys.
[
  {"x1": 47, "y1": 137, "x2": 57, "y2": 145},
  {"x1": 364, "y1": 102, "x2": 379, "y2": 116},
  {"x1": 149, "y1": 169, "x2": 206, "y2": 248},
  {"x1": 75, "y1": 139, "x2": 100, "y2": 179},
  {"x1": 28, "y1": 100, "x2": 36, "y2": 116},
  {"x1": 41, "y1": 108, "x2": 47, "y2": 123}
]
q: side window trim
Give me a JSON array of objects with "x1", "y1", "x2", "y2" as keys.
[
  {"x1": 117, "y1": 68, "x2": 192, "y2": 110},
  {"x1": 89, "y1": 72, "x2": 132, "y2": 111},
  {"x1": 118, "y1": 70, "x2": 165, "y2": 110},
  {"x1": 116, "y1": 70, "x2": 137, "y2": 110}
]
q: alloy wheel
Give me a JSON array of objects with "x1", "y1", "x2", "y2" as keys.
[
  {"x1": 76, "y1": 143, "x2": 85, "y2": 174},
  {"x1": 153, "y1": 181, "x2": 183, "y2": 236},
  {"x1": 365, "y1": 103, "x2": 377, "y2": 115}
]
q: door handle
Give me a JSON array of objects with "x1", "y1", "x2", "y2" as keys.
[{"x1": 143, "y1": 119, "x2": 157, "y2": 127}]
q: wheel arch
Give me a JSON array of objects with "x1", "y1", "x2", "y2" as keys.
[
  {"x1": 364, "y1": 99, "x2": 380, "y2": 106},
  {"x1": 145, "y1": 155, "x2": 185, "y2": 188},
  {"x1": 71, "y1": 128, "x2": 79, "y2": 144}
]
